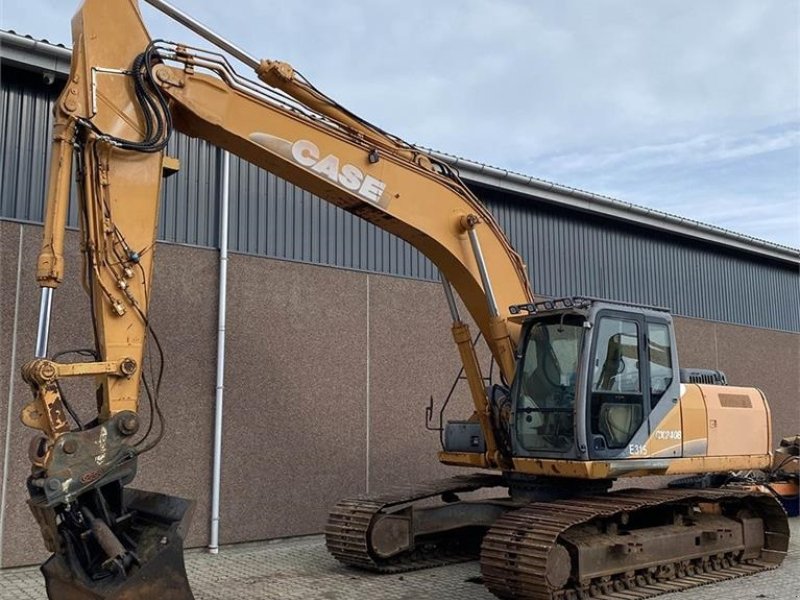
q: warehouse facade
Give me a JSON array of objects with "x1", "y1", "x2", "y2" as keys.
[{"x1": 1, "y1": 31, "x2": 798, "y2": 567}]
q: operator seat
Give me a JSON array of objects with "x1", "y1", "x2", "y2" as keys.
[{"x1": 598, "y1": 403, "x2": 642, "y2": 447}]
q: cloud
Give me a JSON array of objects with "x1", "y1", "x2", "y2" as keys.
[
  {"x1": 529, "y1": 123, "x2": 799, "y2": 246},
  {"x1": 533, "y1": 124, "x2": 800, "y2": 174}
]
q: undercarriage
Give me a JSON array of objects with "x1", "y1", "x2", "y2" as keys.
[{"x1": 326, "y1": 474, "x2": 790, "y2": 600}]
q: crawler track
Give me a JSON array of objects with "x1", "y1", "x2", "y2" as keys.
[
  {"x1": 325, "y1": 473, "x2": 505, "y2": 572},
  {"x1": 481, "y1": 488, "x2": 789, "y2": 600}
]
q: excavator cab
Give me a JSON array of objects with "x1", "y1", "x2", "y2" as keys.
[
  {"x1": 443, "y1": 296, "x2": 689, "y2": 467},
  {"x1": 504, "y1": 297, "x2": 683, "y2": 463}
]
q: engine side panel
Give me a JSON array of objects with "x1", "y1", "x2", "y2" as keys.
[{"x1": 701, "y1": 385, "x2": 771, "y2": 456}]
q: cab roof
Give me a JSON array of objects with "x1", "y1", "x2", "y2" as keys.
[{"x1": 507, "y1": 295, "x2": 670, "y2": 325}]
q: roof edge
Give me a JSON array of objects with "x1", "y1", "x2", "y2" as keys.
[
  {"x1": 0, "y1": 30, "x2": 71, "y2": 76},
  {"x1": 427, "y1": 149, "x2": 800, "y2": 266}
]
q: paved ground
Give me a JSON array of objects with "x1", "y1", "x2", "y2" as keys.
[{"x1": 2, "y1": 518, "x2": 797, "y2": 600}]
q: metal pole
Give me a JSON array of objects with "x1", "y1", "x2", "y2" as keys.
[
  {"x1": 441, "y1": 276, "x2": 461, "y2": 322},
  {"x1": 34, "y1": 288, "x2": 53, "y2": 358},
  {"x1": 209, "y1": 150, "x2": 230, "y2": 554},
  {"x1": 466, "y1": 227, "x2": 500, "y2": 318},
  {"x1": 0, "y1": 227, "x2": 25, "y2": 567},
  {"x1": 141, "y1": 0, "x2": 260, "y2": 70}
]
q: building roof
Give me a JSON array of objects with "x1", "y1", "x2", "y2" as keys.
[
  {"x1": 2, "y1": 28, "x2": 797, "y2": 265},
  {"x1": 426, "y1": 149, "x2": 799, "y2": 265}
]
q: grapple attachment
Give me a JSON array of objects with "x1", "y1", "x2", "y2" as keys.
[{"x1": 36, "y1": 488, "x2": 194, "y2": 600}]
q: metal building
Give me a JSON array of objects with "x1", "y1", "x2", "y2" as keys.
[
  {"x1": 2, "y1": 31, "x2": 798, "y2": 331},
  {"x1": 1, "y1": 31, "x2": 798, "y2": 569}
]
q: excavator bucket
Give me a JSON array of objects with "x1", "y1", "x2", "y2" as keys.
[{"x1": 36, "y1": 489, "x2": 195, "y2": 600}]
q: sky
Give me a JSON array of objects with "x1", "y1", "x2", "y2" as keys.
[{"x1": 2, "y1": 0, "x2": 798, "y2": 248}]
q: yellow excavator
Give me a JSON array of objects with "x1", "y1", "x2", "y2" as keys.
[{"x1": 19, "y1": 1, "x2": 790, "y2": 599}]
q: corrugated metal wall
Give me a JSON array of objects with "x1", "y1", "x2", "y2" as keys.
[
  {"x1": 228, "y1": 157, "x2": 438, "y2": 280},
  {"x1": 2, "y1": 66, "x2": 798, "y2": 332},
  {"x1": 1, "y1": 69, "x2": 54, "y2": 224},
  {"x1": 483, "y1": 187, "x2": 800, "y2": 332}
]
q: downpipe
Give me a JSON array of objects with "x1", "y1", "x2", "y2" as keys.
[{"x1": 209, "y1": 150, "x2": 230, "y2": 554}]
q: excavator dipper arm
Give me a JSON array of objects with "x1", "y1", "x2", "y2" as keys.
[{"x1": 21, "y1": 1, "x2": 533, "y2": 598}]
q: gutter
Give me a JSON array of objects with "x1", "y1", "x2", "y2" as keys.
[{"x1": 0, "y1": 30, "x2": 71, "y2": 78}]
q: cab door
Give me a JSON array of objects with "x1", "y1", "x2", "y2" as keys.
[
  {"x1": 644, "y1": 319, "x2": 683, "y2": 458},
  {"x1": 586, "y1": 310, "x2": 652, "y2": 459}
]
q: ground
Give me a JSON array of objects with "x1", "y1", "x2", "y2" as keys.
[{"x1": 1, "y1": 519, "x2": 797, "y2": 600}]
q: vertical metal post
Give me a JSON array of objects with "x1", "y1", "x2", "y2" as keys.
[
  {"x1": 209, "y1": 151, "x2": 230, "y2": 554},
  {"x1": 365, "y1": 276, "x2": 370, "y2": 494},
  {"x1": 0, "y1": 226, "x2": 25, "y2": 566},
  {"x1": 466, "y1": 227, "x2": 499, "y2": 318},
  {"x1": 34, "y1": 287, "x2": 54, "y2": 358}
]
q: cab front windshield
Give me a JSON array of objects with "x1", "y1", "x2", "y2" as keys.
[{"x1": 513, "y1": 315, "x2": 583, "y2": 453}]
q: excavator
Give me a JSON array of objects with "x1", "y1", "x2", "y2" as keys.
[{"x1": 18, "y1": 0, "x2": 790, "y2": 599}]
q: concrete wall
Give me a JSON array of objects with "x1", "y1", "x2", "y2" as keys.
[
  {"x1": 673, "y1": 316, "x2": 799, "y2": 444},
  {"x1": 1, "y1": 221, "x2": 797, "y2": 567}
]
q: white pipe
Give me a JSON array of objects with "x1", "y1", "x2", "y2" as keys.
[
  {"x1": 209, "y1": 150, "x2": 230, "y2": 554},
  {"x1": 0, "y1": 227, "x2": 25, "y2": 566},
  {"x1": 365, "y1": 277, "x2": 370, "y2": 495}
]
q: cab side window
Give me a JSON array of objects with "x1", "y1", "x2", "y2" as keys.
[
  {"x1": 592, "y1": 319, "x2": 640, "y2": 393},
  {"x1": 590, "y1": 317, "x2": 643, "y2": 449},
  {"x1": 647, "y1": 323, "x2": 673, "y2": 404}
]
